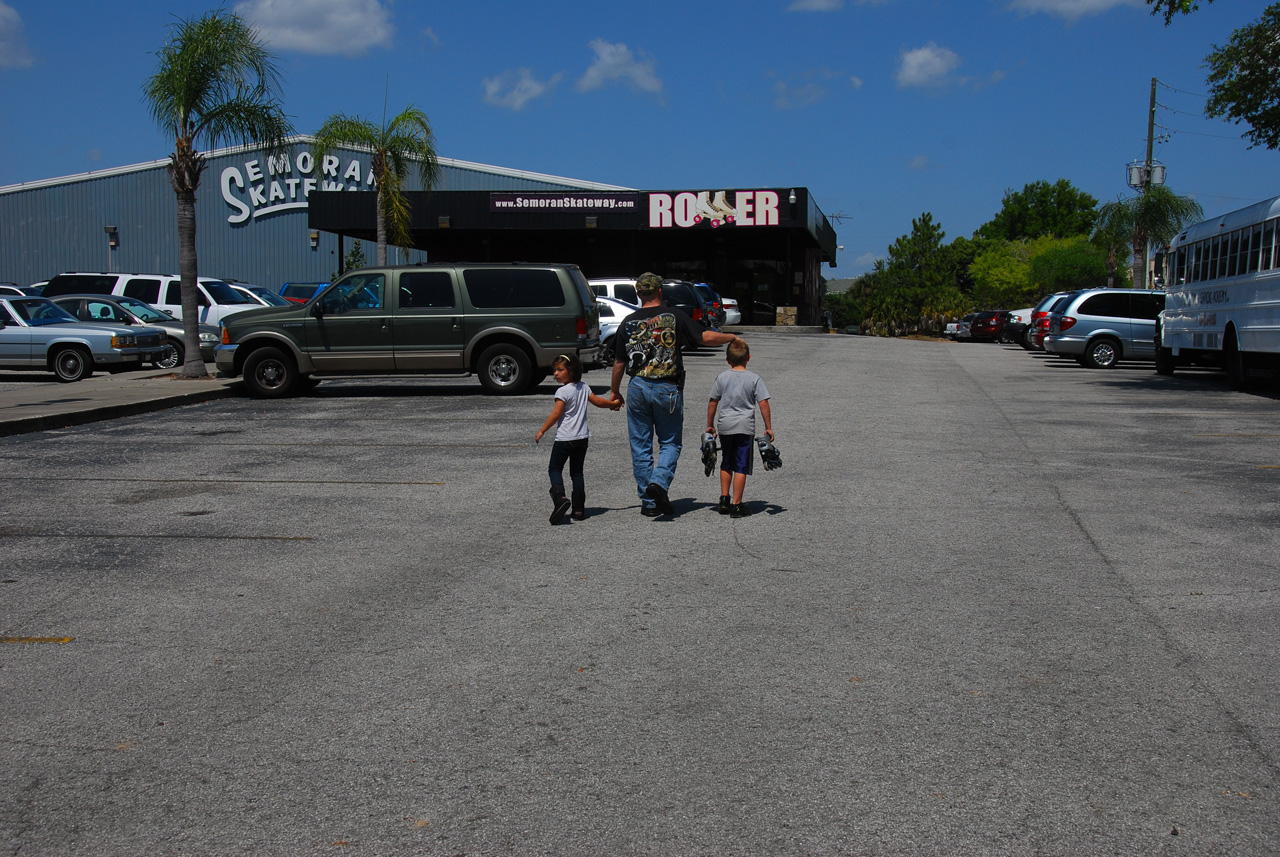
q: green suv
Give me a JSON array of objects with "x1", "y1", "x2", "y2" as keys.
[{"x1": 215, "y1": 263, "x2": 600, "y2": 397}]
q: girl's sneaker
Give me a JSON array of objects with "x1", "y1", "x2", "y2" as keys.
[
  {"x1": 717, "y1": 495, "x2": 731, "y2": 515},
  {"x1": 730, "y1": 503, "x2": 752, "y2": 519}
]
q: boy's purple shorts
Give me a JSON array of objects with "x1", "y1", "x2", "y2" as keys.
[{"x1": 718, "y1": 433, "x2": 754, "y2": 476}]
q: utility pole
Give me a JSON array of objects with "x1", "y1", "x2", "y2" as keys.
[{"x1": 1126, "y1": 78, "x2": 1164, "y2": 289}]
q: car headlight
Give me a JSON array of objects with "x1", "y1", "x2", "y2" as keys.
[
  {"x1": 199, "y1": 332, "x2": 218, "y2": 345},
  {"x1": 110, "y1": 334, "x2": 137, "y2": 348}
]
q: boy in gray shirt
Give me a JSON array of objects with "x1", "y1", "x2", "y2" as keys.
[{"x1": 705, "y1": 339, "x2": 774, "y2": 518}]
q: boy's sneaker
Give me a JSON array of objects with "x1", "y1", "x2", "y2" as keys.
[
  {"x1": 717, "y1": 495, "x2": 731, "y2": 515},
  {"x1": 730, "y1": 503, "x2": 752, "y2": 519},
  {"x1": 640, "y1": 506, "x2": 662, "y2": 518},
  {"x1": 550, "y1": 496, "x2": 572, "y2": 524},
  {"x1": 644, "y1": 483, "x2": 674, "y2": 516}
]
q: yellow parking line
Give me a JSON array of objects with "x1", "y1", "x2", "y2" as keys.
[{"x1": 1, "y1": 636, "x2": 74, "y2": 644}]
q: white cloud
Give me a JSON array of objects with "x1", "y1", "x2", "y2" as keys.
[
  {"x1": 422, "y1": 27, "x2": 441, "y2": 48},
  {"x1": 787, "y1": 0, "x2": 844, "y2": 10},
  {"x1": 0, "y1": 2, "x2": 35, "y2": 69},
  {"x1": 908, "y1": 155, "x2": 931, "y2": 171},
  {"x1": 850, "y1": 76, "x2": 864, "y2": 89},
  {"x1": 774, "y1": 81, "x2": 828, "y2": 110},
  {"x1": 1006, "y1": 0, "x2": 1143, "y2": 21},
  {"x1": 483, "y1": 69, "x2": 563, "y2": 111},
  {"x1": 575, "y1": 39, "x2": 663, "y2": 98},
  {"x1": 234, "y1": 0, "x2": 393, "y2": 57},
  {"x1": 895, "y1": 42, "x2": 960, "y2": 88},
  {"x1": 855, "y1": 252, "x2": 880, "y2": 268}
]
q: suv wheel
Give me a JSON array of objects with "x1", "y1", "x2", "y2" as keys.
[
  {"x1": 477, "y1": 343, "x2": 532, "y2": 395},
  {"x1": 243, "y1": 346, "x2": 299, "y2": 398},
  {"x1": 1083, "y1": 337, "x2": 1120, "y2": 369}
]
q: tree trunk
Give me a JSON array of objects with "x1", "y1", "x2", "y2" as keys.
[
  {"x1": 169, "y1": 151, "x2": 209, "y2": 377},
  {"x1": 375, "y1": 189, "x2": 388, "y2": 266},
  {"x1": 1130, "y1": 227, "x2": 1147, "y2": 290}
]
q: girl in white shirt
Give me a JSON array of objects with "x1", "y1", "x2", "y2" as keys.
[{"x1": 535, "y1": 354, "x2": 620, "y2": 523}]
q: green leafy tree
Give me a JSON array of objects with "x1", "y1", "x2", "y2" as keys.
[
  {"x1": 143, "y1": 10, "x2": 292, "y2": 376},
  {"x1": 332, "y1": 239, "x2": 367, "y2": 281},
  {"x1": 1095, "y1": 186, "x2": 1203, "y2": 289},
  {"x1": 1028, "y1": 237, "x2": 1111, "y2": 294},
  {"x1": 1147, "y1": 0, "x2": 1213, "y2": 24},
  {"x1": 973, "y1": 179, "x2": 1099, "y2": 242},
  {"x1": 312, "y1": 106, "x2": 441, "y2": 266},
  {"x1": 1204, "y1": 5, "x2": 1280, "y2": 150}
]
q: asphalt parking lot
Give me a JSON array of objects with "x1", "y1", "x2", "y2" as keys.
[{"x1": 2, "y1": 334, "x2": 1279, "y2": 856}]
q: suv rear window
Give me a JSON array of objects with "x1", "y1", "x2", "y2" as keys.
[
  {"x1": 464, "y1": 269, "x2": 565, "y2": 308},
  {"x1": 43, "y1": 274, "x2": 117, "y2": 297}
]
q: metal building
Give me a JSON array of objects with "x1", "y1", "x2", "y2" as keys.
[{"x1": 0, "y1": 136, "x2": 627, "y2": 289}]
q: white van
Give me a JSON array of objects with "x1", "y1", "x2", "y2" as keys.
[{"x1": 41, "y1": 272, "x2": 261, "y2": 326}]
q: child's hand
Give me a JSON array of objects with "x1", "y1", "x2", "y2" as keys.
[
  {"x1": 609, "y1": 399, "x2": 622, "y2": 411},
  {"x1": 765, "y1": 428, "x2": 774, "y2": 441},
  {"x1": 705, "y1": 426, "x2": 715, "y2": 436},
  {"x1": 534, "y1": 429, "x2": 544, "y2": 443}
]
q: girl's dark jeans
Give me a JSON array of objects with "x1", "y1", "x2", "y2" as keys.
[{"x1": 549, "y1": 438, "x2": 589, "y2": 495}]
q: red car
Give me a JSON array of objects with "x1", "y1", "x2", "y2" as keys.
[
  {"x1": 1028, "y1": 291, "x2": 1071, "y2": 351},
  {"x1": 968, "y1": 310, "x2": 1006, "y2": 342}
]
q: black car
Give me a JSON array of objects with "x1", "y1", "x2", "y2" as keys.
[{"x1": 661, "y1": 280, "x2": 712, "y2": 329}]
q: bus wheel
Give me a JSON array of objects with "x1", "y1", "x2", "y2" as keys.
[
  {"x1": 1154, "y1": 334, "x2": 1175, "y2": 376},
  {"x1": 1224, "y1": 332, "x2": 1252, "y2": 391}
]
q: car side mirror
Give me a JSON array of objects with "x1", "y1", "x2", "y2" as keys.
[{"x1": 311, "y1": 302, "x2": 324, "y2": 319}]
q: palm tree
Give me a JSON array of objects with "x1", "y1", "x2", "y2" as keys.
[
  {"x1": 1094, "y1": 186, "x2": 1204, "y2": 289},
  {"x1": 143, "y1": 10, "x2": 292, "y2": 377},
  {"x1": 312, "y1": 105, "x2": 441, "y2": 266}
]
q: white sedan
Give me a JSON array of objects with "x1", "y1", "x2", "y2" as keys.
[{"x1": 722, "y1": 297, "x2": 742, "y2": 326}]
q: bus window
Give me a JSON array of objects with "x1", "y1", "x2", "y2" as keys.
[
  {"x1": 1248, "y1": 228, "x2": 1262, "y2": 273},
  {"x1": 1263, "y1": 221, "x2": 1276, "y2": 270},
  {"x1": 1227, "y1": 232, "x2": 1240, "y2": 278},
  {"x1": 1175, "y1": 248, "x2": 1187, "y2": 283}
]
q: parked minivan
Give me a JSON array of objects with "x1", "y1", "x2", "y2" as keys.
[
  {"x1": 42, "y1": 272, "x2": 261, "y2": 327},
  {"x1": 1043, "y1": 288, "x2": 1165, "y2": 368},
  {"x1": 216, "y1": 263, "x2": 601, "y2": 398}
]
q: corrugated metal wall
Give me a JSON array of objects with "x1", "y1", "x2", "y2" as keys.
[{"x1": 0, "y1": 140, "x2": 623, "y2": 289}]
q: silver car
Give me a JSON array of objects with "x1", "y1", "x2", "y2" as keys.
[
  {"x1": 52, "y1": 294, "x2": 220, "y2": 370},
  {"x1": 0, "y1": 297, "x2": 166, "y2": 382},
  {"x1": 1044, "y1": 288, "x2": 1166, "y2": 368}
]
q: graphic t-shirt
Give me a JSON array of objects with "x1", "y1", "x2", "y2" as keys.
[
  {"x1": 616, "y1": 306, "x2": 706, "y2": 384},
  {"x1": 553, "y1": 381, "x2": 591, "y2": 441}
]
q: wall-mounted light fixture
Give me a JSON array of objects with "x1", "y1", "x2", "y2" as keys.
[
  {"x1": 104, "y1": 225, "x2": 118, "y2": 248},
  {"x1": 788, "y1": 189, "x2": 797, "y2": 205},
  {"x1": 585, "y1": 216, "x2": 598, "y2": 229},
  {"x1": 438, "y1": 216, "x2": 451, "y2": 228},
  {"x1": 308, "y1": 229, "x2": 320, "y2": 250}
]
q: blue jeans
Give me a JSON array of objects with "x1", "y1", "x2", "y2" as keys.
[{"x1": 626, "y1": 377, "x2": 683, "y2": 506}]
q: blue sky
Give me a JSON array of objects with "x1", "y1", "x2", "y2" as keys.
[{"x1": 2, "y1": 0, "x2": 1278, "y2": 275}]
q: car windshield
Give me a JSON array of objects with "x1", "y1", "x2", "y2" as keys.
[
  {"x1": 10, "y1": 298, "x2": 79, "y2": 326},
  {"x1": 203, "y1": 280, "x2": 258, "y2": 304},
  {"x1": 115, "y1": 297, "x2": 175, "y2": 322}
]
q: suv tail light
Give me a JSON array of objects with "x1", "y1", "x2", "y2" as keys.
[
  {"x1": 693, "y1": 308, "x2": 703, "y2": 321},
  {"x1": 1034, "y1": 317, "x2": 1050, "y2": 331},
  {"x1": 1058, "y1": 316, "x2": 1077, "y2": 332},
  {"x1": 576, "y1": 317, "x2": 587, "y2": 337}
]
